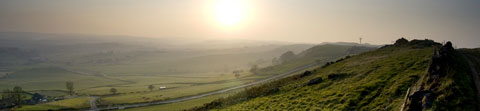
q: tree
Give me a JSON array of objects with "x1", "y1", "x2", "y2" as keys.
[
  {"x1": 234, "y1": 73, "x2": 240, "y2": 79},
  {"x1": 1, "y1": 89, "x2": 13, "y2": 107},
  {"x1": 12, "y1": 86, "x2": 24, "y2": 106},
  {"x1": 250, "y1": 64, "x2": 258, "y2": 74},
  {"x1": 66, "y1": 81, "x2": 74, "y2": 96},
  {"x1": 110, "y1": 88, "x2": 117, "y2": 95},
  {"x1": 279, "y1": 51, "x2": 295, "y2": 63},
  {"x1": 233, "y1": 70, "x2": 242, "y2": 79},
  {"x1": 148, "y1": 85, "x2": 155, "y2": 91}
]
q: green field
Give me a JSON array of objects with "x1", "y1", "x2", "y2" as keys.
[
  {"x1": 0, "y1": 67, "x2": 125, "y2": 92},
  {"x1": 0, "y1": 36, "x2": 375, "y2": 111},
  {"x1": 99, "y1": 75, "x2": 256, "y2": 105},
  {"x1": 118, "y1": 89, "x2": 244, "y2": 111},
  {"x1": 18, "y1": 96, "x2": 92, "y2": 110}
]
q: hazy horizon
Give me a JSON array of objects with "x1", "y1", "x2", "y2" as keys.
[
  {"x1": 1, "y1": 0, "x2": 479, "y2": 48},
  {"x1": 1, "y1": 1, "x2": 480, "y2": 110}
]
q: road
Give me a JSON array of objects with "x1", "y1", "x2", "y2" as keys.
[{"x1": 88, "y1": 62, "x2": 320, "y2": 111}]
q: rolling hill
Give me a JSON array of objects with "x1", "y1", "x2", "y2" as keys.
[{"x1": 187, "y1": 38, "x2": 478, "y2": 111}]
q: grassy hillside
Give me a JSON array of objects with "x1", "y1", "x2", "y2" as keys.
[
  {"x1": 183, "y1": 39, "x2": 480, "y2": 111},
  {"x1": 89, "y1": 44, "x2": 373, "y2": 111},
  {"x1": 216, "y1": 44, "x2": 434, "y2": 110}
]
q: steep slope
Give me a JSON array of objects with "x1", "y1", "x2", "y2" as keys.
[
  {"x1": 188, "y1": 39, "x2": 477, "y2": 111},
  {"x1": 402, "y1": 42, "x2": 477, "y2": 111},
  {"x1": 221, "y1": 41, "x2": 435, "y2": 110}
]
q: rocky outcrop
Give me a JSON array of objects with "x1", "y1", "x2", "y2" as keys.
[
  {"x1": 382, "y1": 38, "x2": 442, "y2": 49},
  {"x1": 405, "y1": 41, "x2": 455, "y2": 111},
  {"x1": 307, "y1": 77, "x2": 323, "y2": 86},
  {"x1": 394, "y1": 38, "x2": 409, "y2": 46}
]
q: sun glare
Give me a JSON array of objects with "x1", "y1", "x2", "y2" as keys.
[{"x1": 213, "y1": 0, "x2": 247, "y2": 27}]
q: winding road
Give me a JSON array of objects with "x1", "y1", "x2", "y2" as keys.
[{"x1": 87, "y1": 62, "x2": 321, "y2": 111}]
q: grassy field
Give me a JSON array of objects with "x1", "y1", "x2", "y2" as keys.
[
  {"x1": 18, "y1": 96, "x2": 92, "y2": 110},
  {"x1": 99, "y1": 77, "x2": 256, "y2": 105},
  {"x1": 30, "y1": 90, "x2": 69, "y2": 97},
  {"x1": 1, "y1": 43, "x2": 373, "y2": 110},
  {"x1": 0, "y1": 67, "x2": 125, "y2": 92},
  {"x1": 15, "y1": 104, "x2": 64, "y2": 111},
  {"x1": 45, "y1": 96, "x2": 92, "y2": 108},
  {"x1": 118, "y1": 89, "x2": 243, "y2": 111}
]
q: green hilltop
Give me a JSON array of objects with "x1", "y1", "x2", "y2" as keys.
[{"x1": 188, "y1": 38, "x2": 478, "y2": 111}]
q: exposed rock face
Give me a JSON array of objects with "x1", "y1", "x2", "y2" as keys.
[
  {"x1": 394, "y1": 38, "x2": 409, "y2": 46},
  {"x1": 382, "y1": 38, "x2": 442, "y2": 49},
  {"x1": 327, "y1": 73, "x2": 347, "y2": 80},
  {"x1": 406, "y1": 41, "x2": 454, "y2": 111},
  {"x1": 300, "y1": 71, "x2": 313, "y2": 78}
]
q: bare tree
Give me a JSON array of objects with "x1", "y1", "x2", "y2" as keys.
[
  {"x1": 110, "y1": 88, "x2": 117, "y2": 95},
  {"x1": 66, "y1": 81, "x2": 74, "y2": 96}
]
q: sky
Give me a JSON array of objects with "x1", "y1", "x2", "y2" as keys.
[{"x1": 0, "y1": 0, "x2": 479, "y2": 48}]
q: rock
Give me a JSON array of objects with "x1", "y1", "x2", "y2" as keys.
[
  {"x1": 394, "y1": 38, "x2": 409, "y2": 46},
  {"x1": 307, "y1": 77, "x2": 323, "y2": 86},
  {"x1": 327, "y1": 73, "x2": 347, "y2": 80},
  {"x1": 407, "y1": 90, "x2": 433, "y2": 111},
  {"x1": 300, "y1": 71, "x2": 312, "y2": 77}
]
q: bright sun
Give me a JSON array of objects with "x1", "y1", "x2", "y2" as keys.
[{"x1": 213, "y1": 0, "x2": 247, "y2": 27}]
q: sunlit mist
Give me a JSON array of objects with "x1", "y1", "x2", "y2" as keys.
[
  {"x1": 212, "y1": 0, "x2": 248, "y2": 27},
  {"x1": 0, "y1": 0, "x2": 479, "y2": 47}
]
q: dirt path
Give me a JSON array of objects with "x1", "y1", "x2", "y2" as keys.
[
  {"x1": 461, "y1": 52, "x2": 480, "y2": 110},
  {"x1": 86, "y1": 61, "x2": 320, "y2": 111}
]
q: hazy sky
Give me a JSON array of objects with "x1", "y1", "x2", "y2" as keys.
[{"x1": 1, "y1": 0, "x2": 479, "y2": 48}]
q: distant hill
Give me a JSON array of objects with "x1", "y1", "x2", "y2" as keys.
[
  {"x1": 0, "y1": 47, "x2": 41, "y2": 67},
  {"x1": 188, "y1": 38, "x2": 478, "y2": 111},
  {"x1": 296, "y1": 44, "x2": 376, "y2": 58},
  {"x1": 0, "y1": 32, "x2": 314, "y2": 69},
  {"x1": 320, "y1": 42, "x2": 381, "y2": 48}
]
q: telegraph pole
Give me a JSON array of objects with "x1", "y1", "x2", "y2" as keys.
[{"x1": 359, "y1": 37, "x2": 363, "y2": 44}]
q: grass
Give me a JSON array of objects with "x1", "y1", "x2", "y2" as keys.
[
  {"x1": 209, "y1": 46, "x2": 435, "y2": 110},
  {"x1": 118, "y1": 89, "x2": 243, "y2": 111},
  {"x1": 0, "y1": 67, "x2": 125, "y2": 91},
  {"x1": 44, "y1": 96, "x2": 92, "y2": 109},
  {"x1": 16, "y1": 104, "x2": 64, "y2": 111},
  {"x1": 97, "y1": 47, "x2": 335, "y2": 106},
  {"x1": 3, "y1": 44, "x2": 371, "y2": 110},
  {"x1": 99, "y1": 78, "x2": 255, "y2": 105},
  {"x1": 17, "y1": 96, "x2": 92, "y2": 110},
  {"x1": 30, "y1": 90, "x2": 68, "y2": 97},
  {"x1": 427, "y1": 48, "x2": 479, "y2": 110}
]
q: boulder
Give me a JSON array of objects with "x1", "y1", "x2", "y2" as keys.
[
  {"x1": 307, "y1": 77, "x2": 323, "y2": 86},
  {"x1": 300, "y1": 71, "x2": 312, "y2": 77}
]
